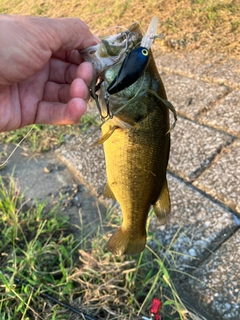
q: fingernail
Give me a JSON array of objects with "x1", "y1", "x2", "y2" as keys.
[{"x1": 92, "y1": 35, "x2": 101, "y2": 45}]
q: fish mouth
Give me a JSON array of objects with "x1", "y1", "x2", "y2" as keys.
[{"x1": 80, "y1": 22, "x2": 143, "y2": 74}]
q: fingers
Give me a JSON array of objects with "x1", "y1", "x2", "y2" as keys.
[
  {"x1": 44, "y1": 74, "x2": 92, "y2": 103},
  {"x1": 38, "y1": 61, "x2": 94, "y2": 125},
  {"x1": 52, "y1": 50, "x2": 83, "y2": 65},
  {"x1": 76, "y1": 62, "x2": 95, "y2": 86},
  {"x1": 49, "y1": 60, "x2": 94, "y2": 85},
  {"x1": 35, "y1": 98, "x2": 87, "y2": 125},
  {"x1": 49, "y1": 59, "x2": 78, "y2": 84}
]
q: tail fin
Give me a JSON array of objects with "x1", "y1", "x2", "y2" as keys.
[{"x1": 107, "y1": 227, "x2": 146, "y2": 256}]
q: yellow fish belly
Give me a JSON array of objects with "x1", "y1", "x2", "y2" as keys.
[{"x1": 102, "y1": 102, "x2": 171, "y2": 255}]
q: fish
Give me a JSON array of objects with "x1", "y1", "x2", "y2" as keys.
[{"x1": 80, "y1": 17, "x2": 176, "y2": 255}]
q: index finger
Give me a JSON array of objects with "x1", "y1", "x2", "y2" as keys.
[
  {"x1": 45, "y1": 17, "x2": 98, "y2": 51},
  {"x1": 52, "y1": 49, "x2": 83, "y2": 65}
]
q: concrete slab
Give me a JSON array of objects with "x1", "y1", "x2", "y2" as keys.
[
  {"x1": 0, "y1": 144, "x2": 107, "y2": 238},
  {"x1": 168, "y1": 117, "x2": 233, "y2": 181},
  {"x1": 193, "y1": 140, "x2": 240, "y2": 215},
  {"x1": 199, "y1": 90, "x2": 240, "y2": 138},
  {"x1": 155, "y1": 51, "x2": 240, "y2": 89},
  {"x1": 151, "y1": 174, "x2": 237, "y2": 274},
  {"x1": 155, "y1": 51, "x2": 225, "y2": 79},
  {"x1": 0, "y1": 144, "x2": 75, "y2": 200},
  {"x1": 161, "y1": 73, "x2": 229, "y2": 120},
  {"x1": 183, "y1": 229, "x2": 240, "y2": 320},
  {"x1": 207, "y1": 58, "x2": 240, "y2": 89}
]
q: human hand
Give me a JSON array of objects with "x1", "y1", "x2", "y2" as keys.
[{"x1": 0, "y1": 15, "x2": 99, "y2": 132}]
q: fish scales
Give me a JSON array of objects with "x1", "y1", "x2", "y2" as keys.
[{"x1": 100, "y1": 55, "x2": 171, "y2": 255}]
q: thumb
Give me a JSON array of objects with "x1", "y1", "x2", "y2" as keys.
[
  {"x1": 41, "y1": 17, "x2": 99, "y2": 51},
  {"x1": 17, "y1": 15, "x2": 98, "y2": 52}
]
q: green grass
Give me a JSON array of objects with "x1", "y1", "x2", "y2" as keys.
[
  {"x1": 0, "y1": 174, "x2": 79, "y2": 319},
  {"x1": 0, "y1": 114, "x2": 99, "y2": 152},
  {"x1": 0, "y1": 174, "x2": 207, "y2": 319}
]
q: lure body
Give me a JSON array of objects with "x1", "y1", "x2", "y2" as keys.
[{"x1": 107, "y1": 46, "x2": 149, "y2": 95}]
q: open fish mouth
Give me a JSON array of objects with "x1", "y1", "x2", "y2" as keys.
[{"x1": 80, "y1": 22, "x2": 143, "y2": 75}]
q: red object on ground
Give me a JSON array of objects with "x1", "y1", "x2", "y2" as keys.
[{"x1": 150, "y1": 298, "x2": 162, "y2": 320}]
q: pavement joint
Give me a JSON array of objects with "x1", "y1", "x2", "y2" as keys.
[{"x1": 156, "y1": 53, "x2": 240, "y2": 90}]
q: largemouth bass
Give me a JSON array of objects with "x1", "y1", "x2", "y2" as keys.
[{"x1": 81, "y1": 17, "x2": 176, "y2": 255}]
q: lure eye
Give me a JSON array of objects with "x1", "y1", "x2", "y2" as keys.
[{"x1": 142, "y1": 48, "x2": 148, "y2": 56}]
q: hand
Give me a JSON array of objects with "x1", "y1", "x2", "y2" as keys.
[{"x1": 0, "y1": 15, "x2": 99, "y2": 132}]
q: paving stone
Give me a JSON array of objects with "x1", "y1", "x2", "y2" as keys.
[
  {"x1": 161, "y1": 73, "x2": 229, "y2": 120},
  {"x1": 168, "y1": 117, "x2": 233, "y2": 181},
  {"x1": 183, "y1": 229, "x2": 240, "y2": 320},
  {"x1": 206, "y1": 58, "x2": 240, "y2": 88},
  {"x1": 150, "y1": 174, "x2": 237, "y2": 275},
  {"x1": 155, "y1": 52, "x2": 240, "y2": 89},
  {"x1": 0, "y1": 144, "x2": 108, "y2": 239},
  {"x1": 155, "y1": 50, "x2": 225, "y2": 79},
  {"x1": 193, "y1": 140, "x2": 240, "y2": 215},
  {"x1": 199, "y1": 90, "x2": 240, "y2": 138}
]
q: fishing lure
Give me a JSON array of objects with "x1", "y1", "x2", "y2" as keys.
[
  {"x1": 106, "y1": 16, "x2": 159, "y2": 95},
  {"x1": 107, "y1": 46, "x2": 149, "y2": 94}
]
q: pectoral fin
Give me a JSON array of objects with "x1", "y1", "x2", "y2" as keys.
[
  {"x1": 153, "y1": 179, "x2": 171, "y2": 224},
  {"x1": 103, "y1": 181, "x2": 116, "y2": 200},
  {"x1": 91, "y1": 125, "x2": 117, "y2": 146}
]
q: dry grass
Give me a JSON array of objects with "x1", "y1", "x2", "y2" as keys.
[
  {"x1": 0, "y1": 0, "x2": 240, "y2": 56},
  {"x1": 70, "y1": 250, "x2": 139, "y2": 319}
]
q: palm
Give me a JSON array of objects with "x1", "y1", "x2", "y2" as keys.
[
  {"x1": 8, "y1": 63, "x2": 49, "y2": 129},
  {"x1": 0, "y1": 15, "x2": 98, "y2": 132}
]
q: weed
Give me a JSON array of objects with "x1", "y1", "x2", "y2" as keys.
[
  {"x1": 0, "y1": 175, "x2": 207, "y2": 319},
  {"x1": 80, "y1": 114, "x2": 100, "y2": 133},
  {"x1": 231, "y1": 20, "x2": 240, "y2": 32},
  {"x1": 0, "y1": 174, "x2": 79, "y2": 319}
]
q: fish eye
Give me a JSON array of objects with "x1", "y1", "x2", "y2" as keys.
[{"x1": 142, "y1": 49, "x2": 148, "y2": 56}]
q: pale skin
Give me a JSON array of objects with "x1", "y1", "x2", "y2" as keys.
[{"x1": 0, "y1": 15, "x2": 99, "y2": 132}]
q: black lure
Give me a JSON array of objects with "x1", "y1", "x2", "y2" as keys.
[{"x1": 107, "y1": 46, "x2": 149, "y2": 95}]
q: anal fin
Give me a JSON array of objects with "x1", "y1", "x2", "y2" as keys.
[{"x1": 153, "y1": 179, "x2": 171, "y2": 224}]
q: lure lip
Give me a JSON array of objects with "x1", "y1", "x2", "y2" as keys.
[{"x1": 141, "y1": 16, "x2": 158, "y2": 49}]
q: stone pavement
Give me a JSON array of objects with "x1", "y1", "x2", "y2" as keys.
[
  {"x1": 1, "y1": 50, "x2": 239, "y2": 319},
  {"x1": 56, "y1": 50, "x2": 240, "y2": 320}
]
